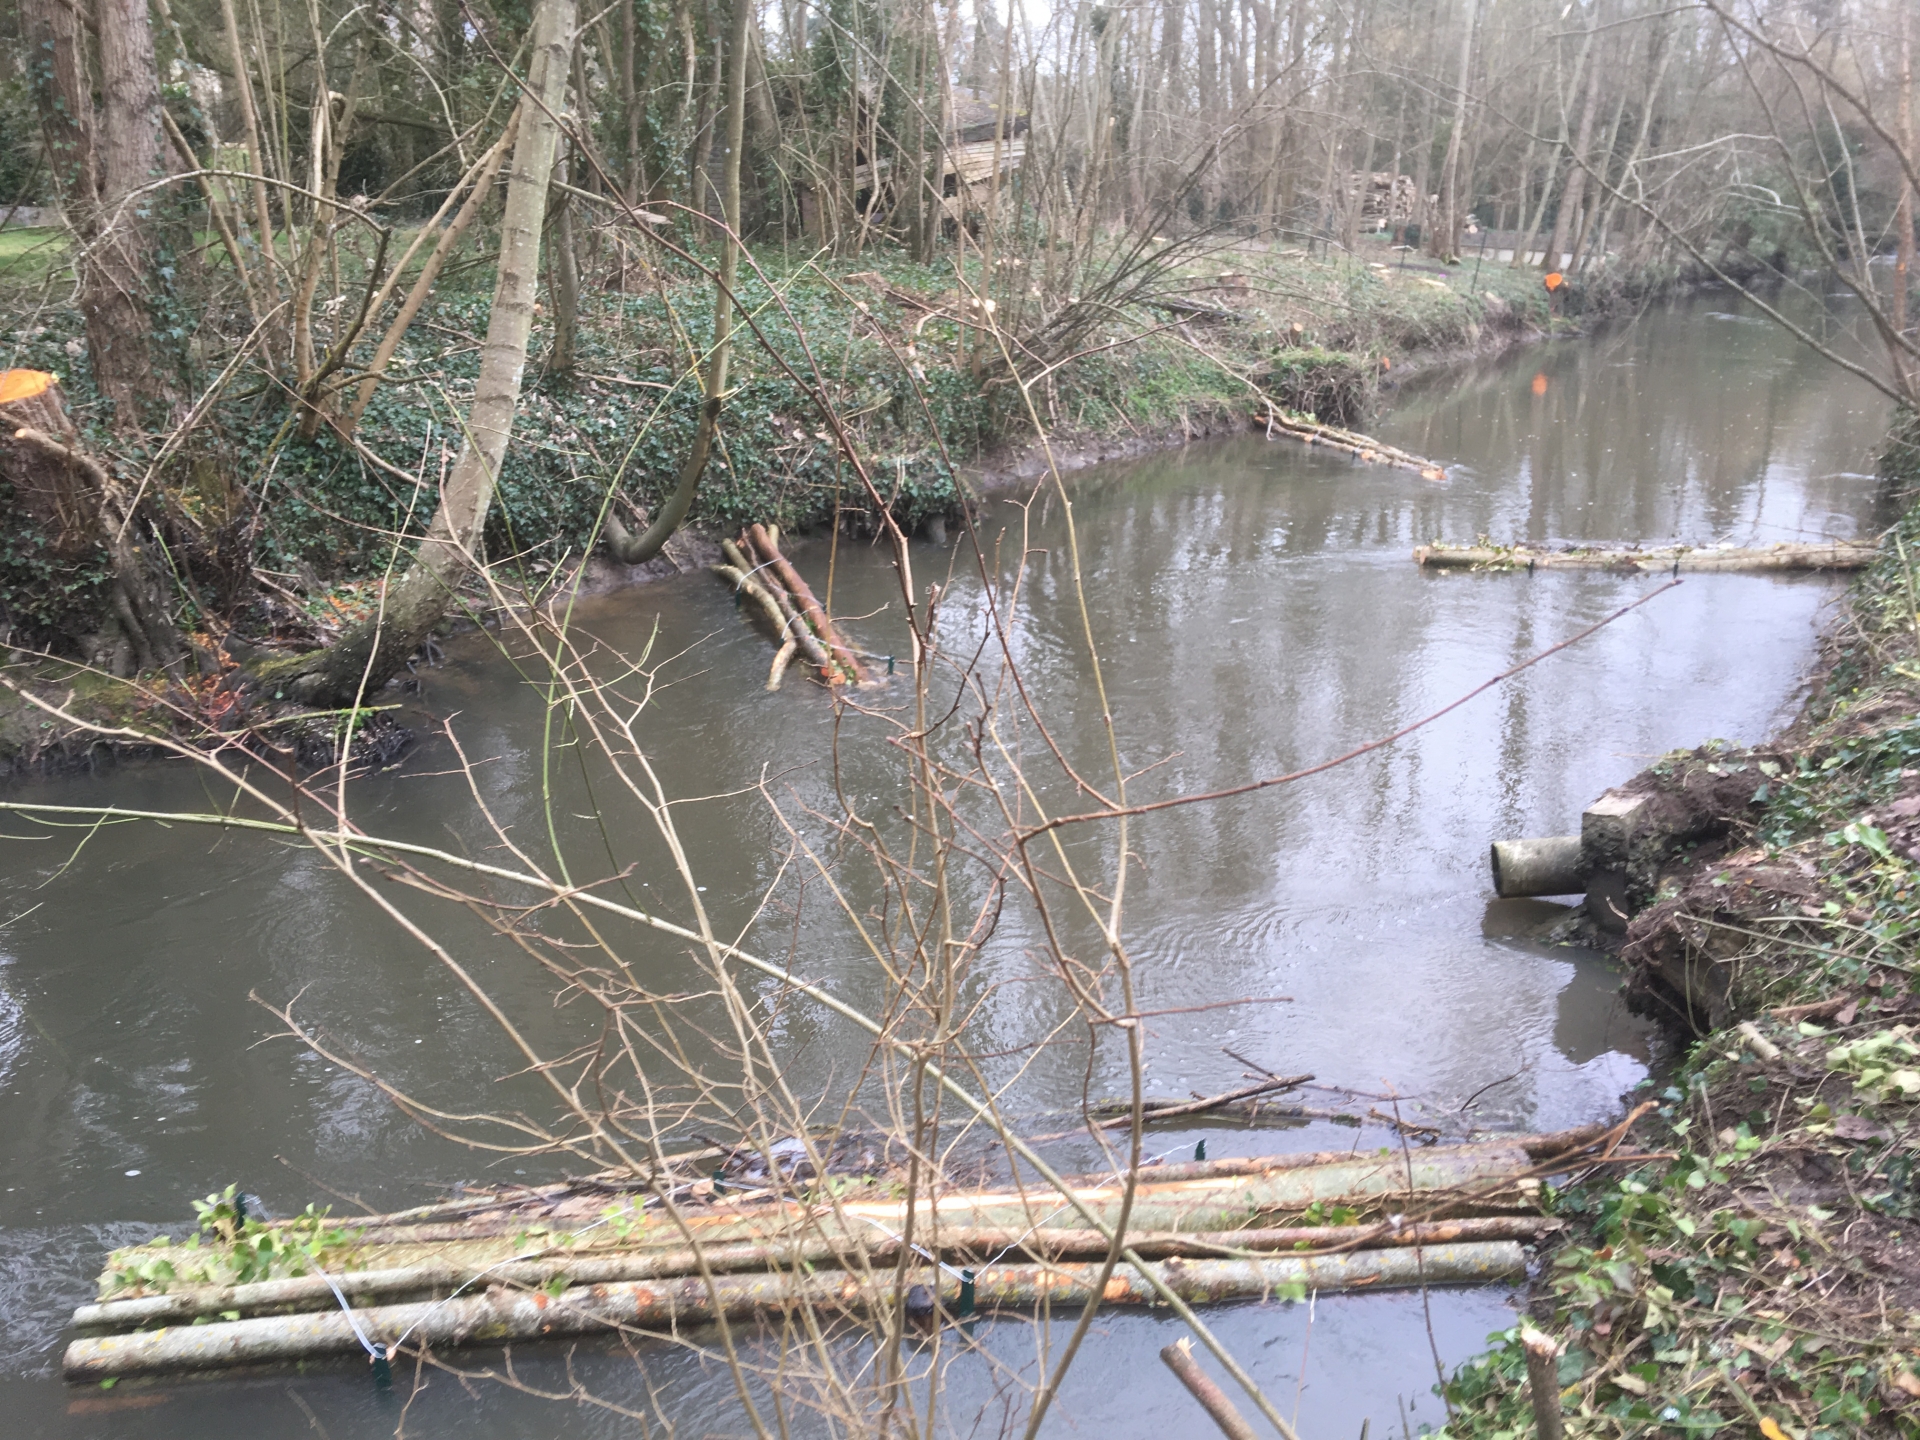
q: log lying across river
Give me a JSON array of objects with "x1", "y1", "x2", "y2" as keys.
[
  {"x1": 1413, "y1": 540, "x2": 1877, "y2": 572},
  {"x1": 65, "y1": 1124, "x2": 1641, "y2": 1379}
]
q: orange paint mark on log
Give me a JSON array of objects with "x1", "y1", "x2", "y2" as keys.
[
  {"x1": 1543, "y1": 272, "x2": 1564, "y2": 291},
  {"x1": 1103, "y1": 1277, "x2": 1130, "y2": 1302},
  {"x1": 1531, "y1": 373, "x2": 1549, "y2": 396},
  {"x1": 67, "y1": 1393, "x2": 171, "y2": 1415},
  {"x1": 0, "y1": 369, "x2": 57, "y2": 404}
]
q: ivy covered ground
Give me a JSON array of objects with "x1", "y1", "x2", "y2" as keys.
[{"x1": 1, "y1": 234, "x2": 1587, "y2": 662}]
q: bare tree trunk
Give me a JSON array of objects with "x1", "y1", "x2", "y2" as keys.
[
  {"x1": 27, "y1": 0, "x2": 173, "y2": 428},
  {"x1": 343, "y1": 116, "x2": 519, "y2": 435},
  {"x1": 268, "y1": 0, "x2": 577, "y2": 706},
  {"x1": 1543, "y1": 19, "x2": 1602, "y2": 273},
  {"x1": 1568, "y1": 73, "x2": 1627, "y2": 273},
  {"x1": 1896, "y1": 5, "x2": 1914, "y2": 390},
  {"x1": 1429, "y1": 0, "x2": 1478, "y2": 260},
  {"x1": 217, "y1": 0, "x2": 284, "y2": 318},
  {"x1": 603, "y1": 0, "x2": 749, "y2": 565},
  {"x1": 1586, "y1": 12, "x2": 1674, "y2": 275},
  {"x1": 549, "y1": 144, "x2": 581, "y2": 373}
]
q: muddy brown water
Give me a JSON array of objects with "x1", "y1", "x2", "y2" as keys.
[{"x1": 0, "y1": 291, "x2": 1891, "y2": 1438}]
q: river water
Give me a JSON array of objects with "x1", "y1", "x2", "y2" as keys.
[{"x1": 0, "y1": 291, "x2": 1890, "y2": 1438}]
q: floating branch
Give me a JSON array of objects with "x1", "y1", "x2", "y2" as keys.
[
  {"x1": 1414, "y1": 541, "x2": 1877, "y2": 572},
  {"x1": 1255, "y1": 399, "x2": 1448, "y2": 481}
]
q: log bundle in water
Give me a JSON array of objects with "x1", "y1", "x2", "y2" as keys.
[
  {"x1": 64, "y1": 1126, "x2": 1643, "y2": 1379},
  {"x1": 713, "y1": 524, "x2": 868, "y2": 688},
  {"x1": 1413, "y1": 541, "x2": 1876, "y2": 572}
]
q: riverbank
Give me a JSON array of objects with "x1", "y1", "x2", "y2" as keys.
[
  {"x1": 1440, "y1": 411, "x2": 1920, "y2": 1438},
  {"x1": 0, "y1": 234, "x2": 1715, "y2": 768}
]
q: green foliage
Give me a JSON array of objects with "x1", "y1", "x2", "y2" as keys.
[
  {"x1": 104, "y1": 1185, "x2": 357, "y2": 1294},
  {"x1": 1825, "y1": 1028, "x2": 1920, "y2": 1102}
]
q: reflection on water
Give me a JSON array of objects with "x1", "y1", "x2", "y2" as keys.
[{"x1": 0, "y1": 291, "x2": 1890, "y2": 1437}]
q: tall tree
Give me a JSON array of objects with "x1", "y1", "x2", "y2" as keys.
[
  {"x1": 603, "y1": 0, "x2": 751, "y2": 565},
  {"x1": 268, "y1": 0, "x2": 579, "y2": 705},
  {"x1": 22, "y1": 0, "x2": 171, "y2": 427}
]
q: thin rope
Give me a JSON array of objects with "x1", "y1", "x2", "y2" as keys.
[{"x1": 305, "y1": 1257, "x2": 382, "y2": 1358}]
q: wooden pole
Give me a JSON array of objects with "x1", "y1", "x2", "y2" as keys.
[
  {"x1": 1161, "y1": 1337, "x2": 1260, "y2": 1440},
  {"x1": 1521, "y1": 1325, "x2": 1565, "y2": 1440}
]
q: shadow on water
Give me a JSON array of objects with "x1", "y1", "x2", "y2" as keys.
[{"x1": 0, "y1": 289, "x2": 1891, "y2": 1437}]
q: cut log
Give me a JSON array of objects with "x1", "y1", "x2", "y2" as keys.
[
  {"x1": 84, "y1": 1145, "x2": 1539, "y2": 1317},
  {"x1": 1414, "y1": 541, "x2": 1876, "y2": 572},
  {"x1": 1490, "y1": 837, "x2": 1584, "y2": 897},
  {"x1": 63, "y1": 1242, "x2": 1527, "y2": 1378},
  {"x1": 1162, "y1": 1337, "x2": 1260, "y2": 1440},
  {"x1": 0, "y1": 370, "x2": 97, "y2": 553},
  {"x1": 713, "y1": 559, "x2": 835, "y2": 681},
  {"x1": 72, "y1": 1215, "x2": 1560, "y2": 1330},
  {"x1": 2, "y1": 372, "x2": 184, "y2": 673},
  {"x1": 744, "y1": 524, "x2": 866, "y2": 684}
]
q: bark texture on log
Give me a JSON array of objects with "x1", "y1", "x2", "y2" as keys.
[
  {"x1": 1414, "y1": 542, "x2": 1877, "y2": 572},
  {"x1": 0, "y1": 372, "x2": 97, "y2": 553},
  {"x1": 74, "y1": 1215, "x2": 1559, "y2": 1330},
  {"x1": 1162, "y1": 1338, "x2": 1261, "y2": 1440},
  {"x1": 65, "y1": 1243, "x2": 1527, "y2": 1378},
  {"x1": 91, "y1": 1144, "x2": 1539, "y2": 1298}
]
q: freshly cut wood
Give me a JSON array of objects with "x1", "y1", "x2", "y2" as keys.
[
  {"x1": 64, "y1": 1242, "x2": 1527, "y2": 1378},
  {"x1": 73, "y1": 1215, "x2": 1559, "y2": 1330},
  {"x1": 3, "y1": 373, "x2": 183, "y2": 672},
  {"x1": 1414, "y1": 541, "x2": 1876, "y2": 572},
  {"x1": 1162, "y1": 1337, "x2": 1260, "y2": 1440},
  {"x1": 745, "y1": 524, "x2": 866, "y2": 684},
  {"x1": 1, "y1": 370, "x2": 97, "y2": 552}
]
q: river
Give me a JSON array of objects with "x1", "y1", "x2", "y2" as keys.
[{"x1": 0, "y1": 289, "x2": 1890, "y2": 1438}]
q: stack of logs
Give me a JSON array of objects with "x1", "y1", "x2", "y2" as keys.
[
  {"x1": 62, "y1": 1119, "x2": 1655, "y2": 1379},
  {"x1": 715, "y1": 523, "x2": 869, "y2": 689}
]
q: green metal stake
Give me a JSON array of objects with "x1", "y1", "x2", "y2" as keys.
[{"x1": 958, "y1": 1268, "x2": 976, "y2": 1317}]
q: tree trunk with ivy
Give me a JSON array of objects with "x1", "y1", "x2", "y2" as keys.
[{"x1": 259, "y1": 0, "x2": 577, "y2": 707}]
